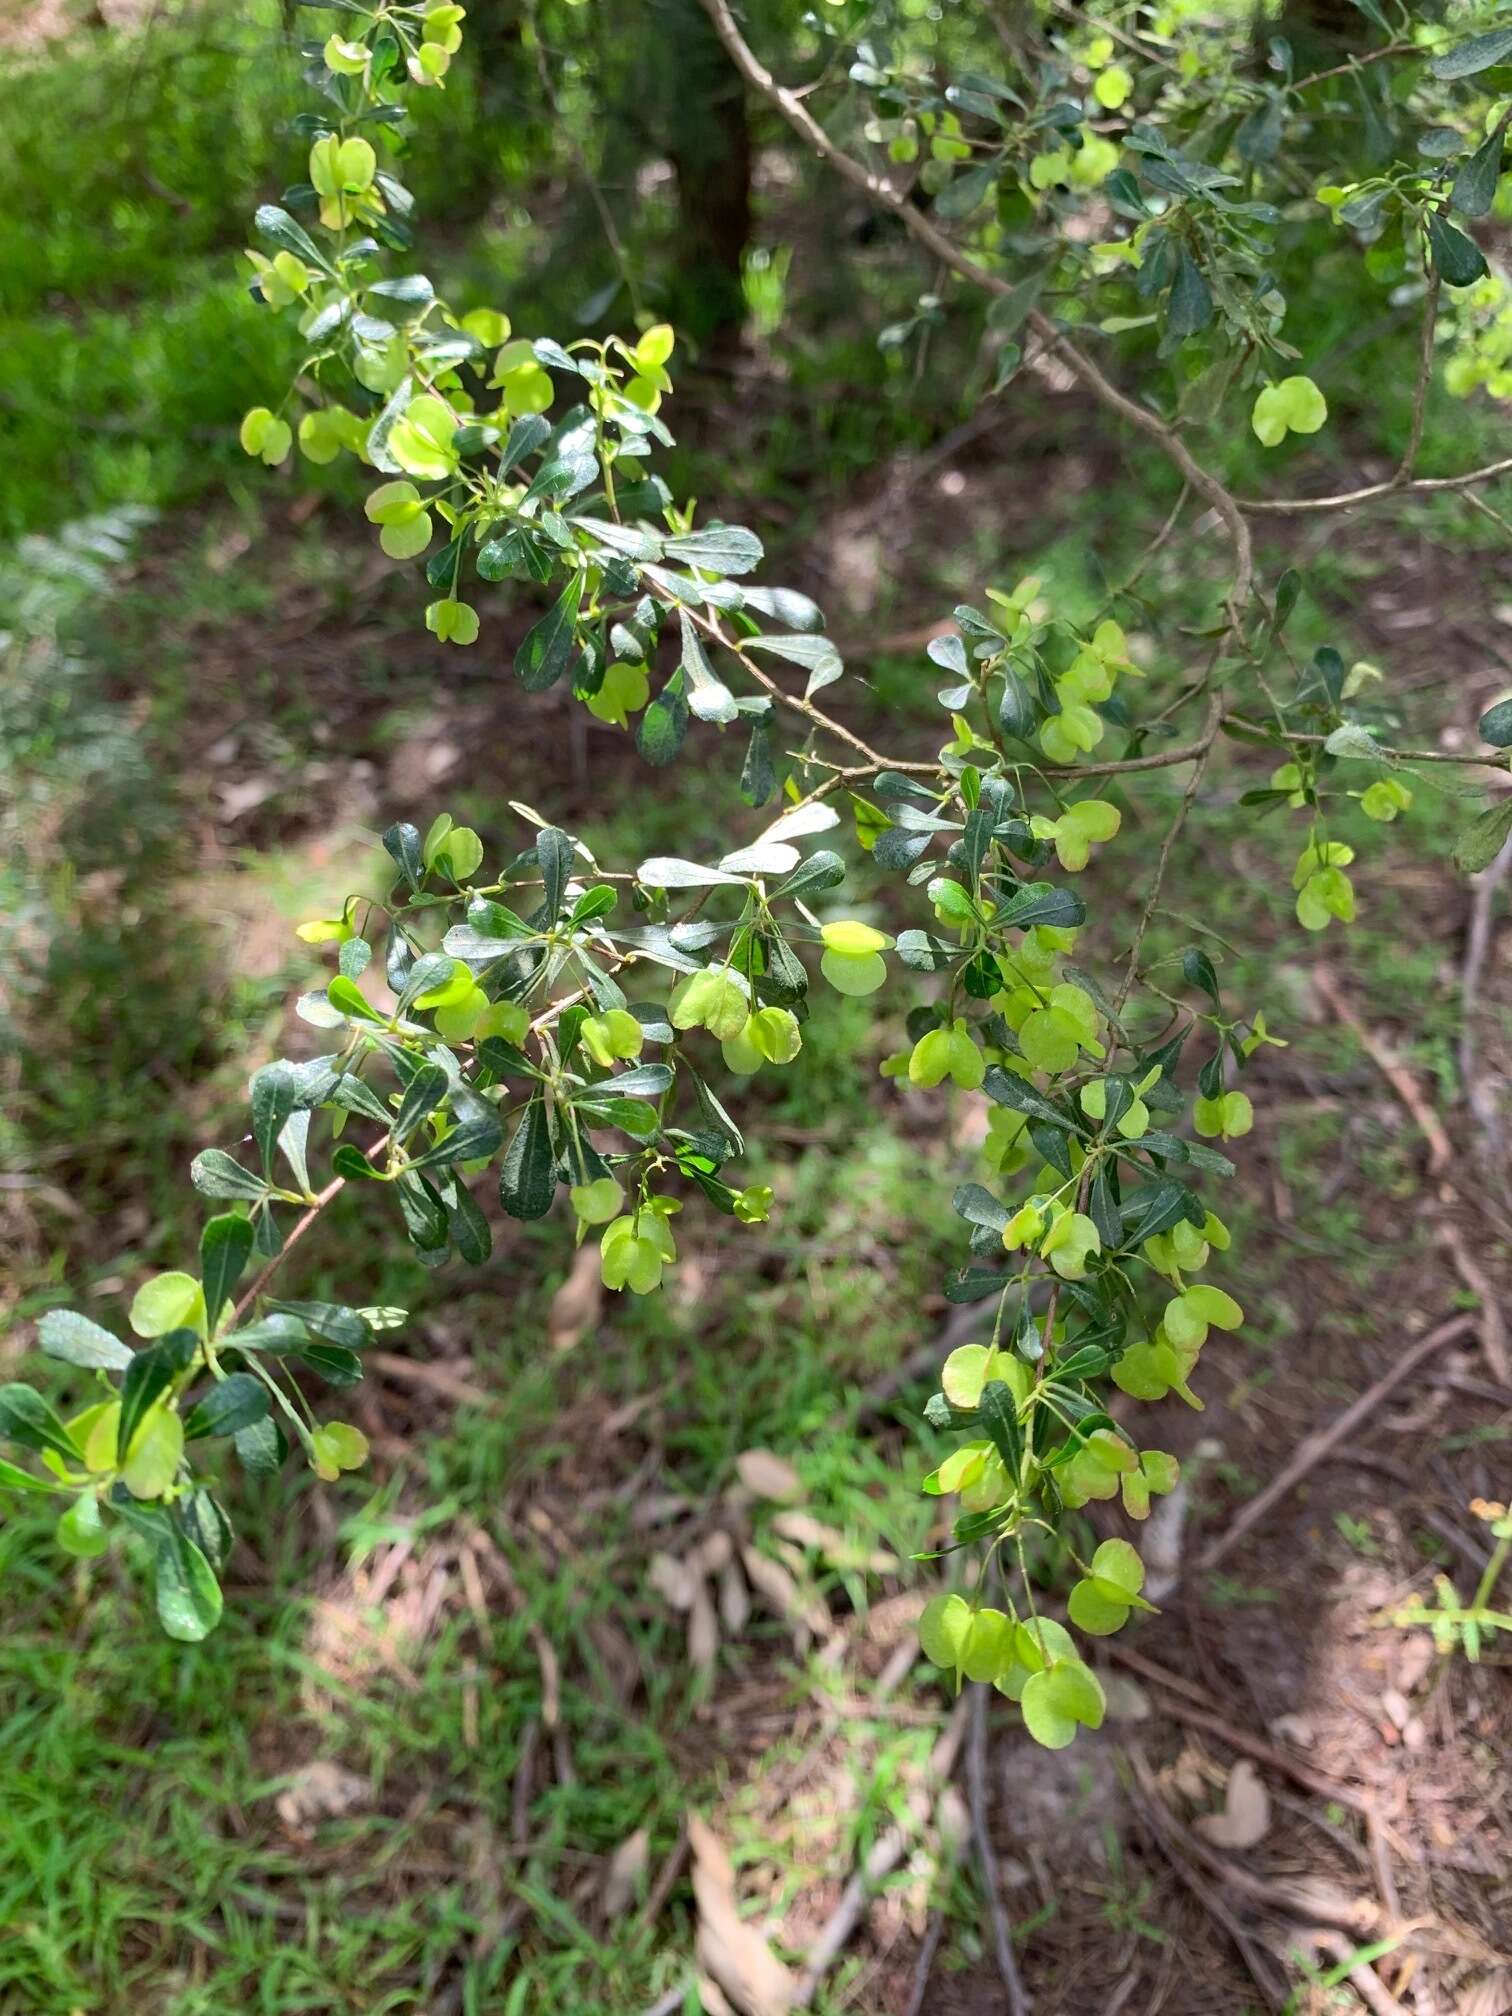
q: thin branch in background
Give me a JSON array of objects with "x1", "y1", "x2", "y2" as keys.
[{"x1": 523, "y1": 0, "x2": 643, "y2": 319}]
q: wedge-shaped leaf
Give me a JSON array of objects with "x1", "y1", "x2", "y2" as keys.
[
  {"x1": 516, "y1": 575, "x2": 583, "y2": 691},
  {"x1": 499, "y1": 1097, "x2": 556, "y2": 1219},
  {"x1": 200, "y1": 1215, "x2": 254, "y2": 1330},
  {"x1": 637, "y1": 856, "x2": 748, "y2": 889},
  {"x1": 117, "y1": 1331, "x2": 197, "y2": 1466},
  {"x1": 184, "y1": 1374, "x2": 269, "y2": 1441},
  {"x1": 662, "y1": 523, "x2": 763, "y2": 574},
  {"x1": 265, "y1": 1301, "x2": 372, "y2": 1350},
  {"x1": 994, "y1": 882, "x2": 1087, "y2": 932},
  {"x1": 190, "y1": 1149, "x2": 269, "y2": 1202},
  {"x1": 154, "y1": 1528, "x2": 224, "y2": 1642},
  {"x1": 0, "y1": 1383, "x2": 80, "y2": 1463}
]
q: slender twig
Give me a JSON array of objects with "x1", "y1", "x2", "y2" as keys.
[
  {"x1": 1395, "y1": 272, "x2": 1440, "y2": 489},
  {"x1": 695, "y1": 0, "x2": 1254, "y2": 627},
  {"x1": 230, "y1": 1169, "x2": 347, "y2": 1323},
  {"x1": 1240, "y1": 455, "x2": 1512, "y2": 515},
  {"x1": 1459, "y1": 828, "x2": 1512, "y2": 1181},
  {"x1": 1196, "y1": 1314, "x2": 1478, "y2": 1573},
  {"x1": 1115, "y1": 691, "x2": 1223, "y2": 1014}
]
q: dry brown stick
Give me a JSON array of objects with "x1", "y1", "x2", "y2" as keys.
[
  {"x1": 368, "y1": 1351, "x2": 495, "y2": 1410},
  {"x1": 902, "y1": 1909, "x2": 947, "y2": 2016},
  {"x1": 968, "y1": 1684, "x2": 1032, "y2": 2016},
  {"x1": 1308, "y1": 1931, "x2": 1409, "y2": 2016},
  {"x1": 1125, "y1": 1761, "x2": 1288, "y2": 2011},
  {"x1": 1311, "y1": 966, "x2": 1452, "y2": 1177},
  {"x1": 1459, "y1": 829, "x2": 1512, "y2": 1183},
  {"x1": 1436, "y1": 1221, "x2": 1511, "y2": 1385},
  {"x1": 1101, "y1": 1651, "x2": 1374, "y2": 1816},
  {"x1": 1128, "y1": 1755, "x2": 1380, "y2": 1935},
  {"x1": 1197, "y1": 1313, "x2": 1477, "y2": 1574},
  {"x1": 793, "y1": 1696, "x2": 969, "y2": 2005}
]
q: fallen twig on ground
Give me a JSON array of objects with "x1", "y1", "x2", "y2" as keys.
[
  {"x1": 1197, "y1": 1314, "x2": 1477, "y2": 1575},
  {"x1": 1311, "y1": 966, "x2": 1452, "y2": 1177},
  {"x1": 1307, "y1": 1929, "x2": 1409, "y2": 2016},
  {"x1": 1126, "y1": 1758, "x2": 1288, "y2": 2011},
  {"x1": 1437, "y1": 1220, "x2": 1511, "y2": 1384},
  {"x1": 1458, "y1": 830, "x2": 1512, "y2": 1187},
  {"x1": 793, "y1": 1696, "x2": 969, "y2": 2006},
  {"x1": 968, "y1": 1684, "x2": 1032, "y2": 2016}
]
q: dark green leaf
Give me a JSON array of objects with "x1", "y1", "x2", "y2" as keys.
[
  {"x1": 154, "y1": 1529, "x2": 223, "y2": 1641},
  {"x1": 0, "y1": 1383, "x2": 79, "y2": 1463},
  {"x1": 1167, "y1": 248, "x2": 1213, "y2": 336},
  {"x1": 265, "y1": 1301, "x2": 373, "y2": 1350},
  {"x1": 295, "y1": 1342, "x2": 364, "y2": 1386},
  {"x1": 383, "y1": 821, "x2": 425, "y2": 892},
  {"x1": 1453, "y1": 795, "x2": 1512, "y2": 873},
  {"x1": 1477, "y1": 697, "x2": 1512, "y2": 746},
  {"x1": 1181, "y1": 946, "x2": 1221, "y2": 1005},
  {"x1": 499, "y1": 1098, "x2": 556, "y2": 1219},
  {"x1": 394, "y1": 1064, "x2": 449, "y2": 1141},
  {"x1": 184, "y1": 1374, "x2": 269, "y2": 1441},
  {"x1": 1427, "y1": 209, "x2": 1489, "y2": 287},
  {"x1": 117, "y1": 1331, "x2": 197, "y2": 1465},
  {"x1": 977, "y1": 1380, "x2": 1024, "y2": 1481},
  {"x1": 234, "y1": 1417, "x2": 284, "y2": 1476},
  {"x1": 200, "y1": 1215, "x2": 253, "y2": 1329},
  {"x1": 190, "y1": 1150, "x2": 268, "y2": 1202},
  {"x1": 250, "y1": 1063, "x2": 299, "y2": 1174},
  {"x1": 1452, "y1": 123, "x2": 1506, "y2": 218},
  {"x1": 983, "y1": 1066, "x2": 1077, "y2": 1131},
  {"x1": 516, "y1": 576, "x2": 583, "y2": 691},
  {"x1": 1430, "y1": 26, "x2": 1512, "y2": 79},
  {"x1": 994, "y1": 882, "x2": 1086, "y2": 932}
]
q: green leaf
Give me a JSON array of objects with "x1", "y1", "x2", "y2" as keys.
[
  {"x1": 383, "y1": 821, "x2": 425, "y2": 892},
  {"x1": 1427, "y1": 209, "x2": 1489, "y2": 287},
  {"x1": 1167, "y1": 248, "x2": 1212, "y2": 336},
  {"x1": 190, "y1": 1150, "x2": 269, "y2": 1202},
  {"x1": 129, "y1": 1273, "x2": 205, "y2": 1340},
  {"x1": 1478, "y1": 697, "x2": 1512, "y2": 746},
  {"x1": 265, "y1": 1301, "x2": 373, "y2": 1350},
  {"x1": 663, "y1": 523, "x2": 763, "y2": 575},
  {"x1": 919, "y1": 1592, "x2": 973, "y2": 1668},
  {"x1": 38, "y1": 1310, "x2": 133, "y2": 1372},
  {"x1": 516, "y1": 575, "x2": 583, "y2": 691},
  {"x1": 117, "y1": 1331, "x2": 197, "y2": 1465},
  {"x1": 200, "y1": 1215, "x2": 253, "y2": 1329},
  {"x1": 977, "y1": 1378, "x2": 1023, "y2": 1480},
  {"x1": 154, "y1": 1530, "x2": 224, "y2": 1641},
  {"x1": 394, "y1": 1063, "x2": 449, "y2": 1141},
  {"x1": 499, "y1": 1098, "x2": 556, "y2": 1219},
  {"x1": 250, "y1": 1062, "x2": 300, "y2": 1173},
  {"x1": 1430, "y1": 26, "x2": 1512, "y2": 79},
  {"x1": 57, "y1": 1493, "x2": 110, "y2": 1558},
  {"x1": 254, "y1": 202, "x2": 330, "y2": 270},
  {"x1": 1452, "y1": 123, "x2": 1506, "y2": 219},
  {"x1": 1453, "y1": 796, "x2": 1512, "y2": 873},
  {"x1": 184, "y1": 1375, "x2": 270, "y2": 1441},
  {"x1": 994, "y1": 883, "x2": 1086, "y2": 932},
  {"x1": 0, "y1": 1384, "x2": 80, "y2": 1464}
]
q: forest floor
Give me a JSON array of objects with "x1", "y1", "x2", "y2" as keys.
[{"x1": 4, "y1": 362, "x2": 1512, "y2": 2016}]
